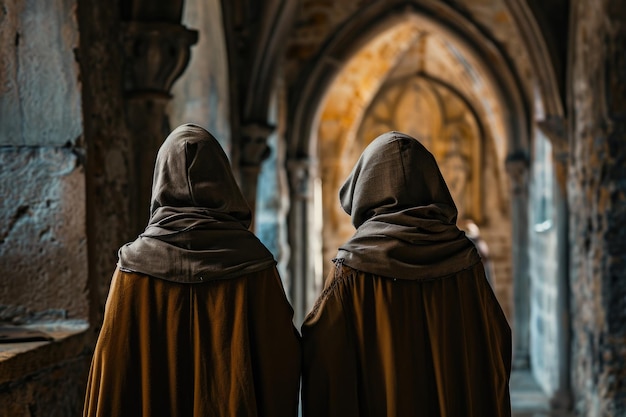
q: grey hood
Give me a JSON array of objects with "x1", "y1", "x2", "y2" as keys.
[
  {"x1": 336, "y1": 131, "x2": 480, "y2": 279},
  {"x1": 118, "y1": 123, "x2": 275, "y2": 283}
]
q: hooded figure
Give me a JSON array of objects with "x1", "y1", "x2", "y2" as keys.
[
  {"x1": 301, "y1": 131, "x2": 511, "y2": 417},
  {"x1": 84, "y1": 124, "x2": 301, "y2": 417}
]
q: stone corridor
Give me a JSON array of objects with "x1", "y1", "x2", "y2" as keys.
[{"x1": 2, "y1": 0, "x2": 626, "y2": 415}]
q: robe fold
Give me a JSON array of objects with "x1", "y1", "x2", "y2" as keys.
[
  {"x1": 84, "y1": 267, "x2": 301, "y2": 417},
  {"x1": 302, "y1": 263, "x2": 511, "y2": 417}
]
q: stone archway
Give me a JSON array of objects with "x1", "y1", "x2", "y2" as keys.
[
  {"x1": 315, "y1": 20, "x2": 514, "y2": 317},
  {"x1": 286, "y1": 2, "x2": 530, "y2": 356}
]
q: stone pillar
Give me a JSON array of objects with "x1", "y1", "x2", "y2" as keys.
[
  {"x1": 568, "y1": 1, "x2": 626, "y2": 414},
  {"x1": 537, "y1": 117, "x2": 568, "y2": 191},
  {"x1": 506, "y1": 151, "x2": 531, "y2": 369},
  {"x1": 238, "y1": 122, "x2": 273, "y2": 229},
  {"x1": 287, "y1": 158, "x2": 315, "y2": 325},
  {"x1": 552, "y1": 159, "x2": 572, "y2": 411},
  {"x1": 122, "y1": 21, "x2": 197, "y2": 233}
]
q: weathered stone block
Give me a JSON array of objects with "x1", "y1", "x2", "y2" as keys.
[
  {"x1": 0, "y1": 0, "x2": 82, "y2": 146},
  {"x1": 0, "y1": 147, "x2": 88, "y2": 320},
  {"x1": 0, "y1": 354, "x2": 90, "y2": 417}
]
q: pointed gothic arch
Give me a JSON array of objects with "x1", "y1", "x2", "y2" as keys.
[{"x1": 285, "y1": 0, "x2": 533, "y2": 363}]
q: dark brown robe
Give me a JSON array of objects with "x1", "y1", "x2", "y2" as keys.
[
  {"x1": 84, "y1": 266, "x2": 301, "y2": 417},
  {"x1": 302, "y1": 263, "x2": 511, "y2": 417}
]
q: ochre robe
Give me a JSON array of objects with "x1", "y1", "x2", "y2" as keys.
[
  {"x1": 84, "y1": 266, "x2": 301, "y2": 417},
  {"x1": 302, "y1": 262, "x2": 511, "y2": 417}
]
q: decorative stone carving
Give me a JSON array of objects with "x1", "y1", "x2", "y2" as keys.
[
  {"x1": 237, "y1": 122, "x2": 275, "y2": 228},
  {"x1": 240, "y1": 122, "x2": 274, "y2": 167},
  {"x1": 287, "y1": 158, "x2": 314, "y2": 200},
  {"x1": 122, "y1": 22, "x2": 198, "y2": 96},
  {"x1": 505, "y1": 151, "x2": 530, "y2": 196}
]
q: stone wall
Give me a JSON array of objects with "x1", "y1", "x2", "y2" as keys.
[
  {"x1": 0, "y1": 351, "x2": 90, "y2": 417},
  {"x1": 569, "y1": 0, "x2": 626, "y2": 415},
  {"x1": 0, "y1": 0, "x2": 88, "y2": 320},
  {"x1": 0, "y1": 0, "x2": 95, "y2": 415},
  {"x1": 0, "y1": 149, "x2": 87, "y2": 318}
]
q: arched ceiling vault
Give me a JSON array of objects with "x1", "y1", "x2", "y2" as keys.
[
  {"x1": 220, "y1": 0, "x2": 298, "y2": 146},
  {"x1": 288, "y1": 1, "x2": 531, "y2": 161}
]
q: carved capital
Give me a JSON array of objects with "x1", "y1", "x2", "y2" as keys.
[
  {"x1": 123, "y1": 21, "x2": 198, "y2": 96},
  {"x1": 537, "y1": 115, "x2": 569, "y2": 191},
  {"x1": 505, "y1": 151, "x2": 530, "y2": 196},
  {"x1": 121, "y1": 21, "x2": 196, "y2": 235},
  {"x1": 240, "y1": 122, "x2": 274, "y2": 167},
  {"x1": 537, "y1": 116, "x2": 567, "y2": 154},
  {"x1": 287, "y1": 158, "x2": 314, "y2": 199}
]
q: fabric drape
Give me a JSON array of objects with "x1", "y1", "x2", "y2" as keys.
[
  {"x1": 336, "y1": 131, "x2": 480, "y2": 280},
  {"x1": 118, "y1": 124, "x2": 275, "y2": 283},
  {"x1": 84, "y1": 267, "x2": 301, "y2": 417},
  {"x1": 302, "y1": 263, "x2": 512, "y2": 417}
]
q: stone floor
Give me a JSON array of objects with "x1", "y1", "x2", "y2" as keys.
[
  {"x1": 511, "y1": 370, "x2": 572, "y2": 417},
  {"x1": 298, "y1": 369, "x2": 570, "y2": 417}
]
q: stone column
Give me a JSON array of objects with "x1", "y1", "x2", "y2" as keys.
[
  {"x1": 568, "y1": 1, "x2": 626, "y2": 413},
  {"x1": 287, "y1": 158, "x2": 315, "y2": 325},
  {"x1": 506, "y1": 151, "x2": 531, "y2": 369},
  {"x1": 553, "y1": 156, "x2": 572, "y2": 411},
  {"x1": 538, "y1": 117, "x2": 568, "y2": 190},
  {"x1": 238, "y1": 122, "x2": 273, "y2": 230},
  {"x1": 122, "y1": 21, "x2": 197, "y2": 233}
]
